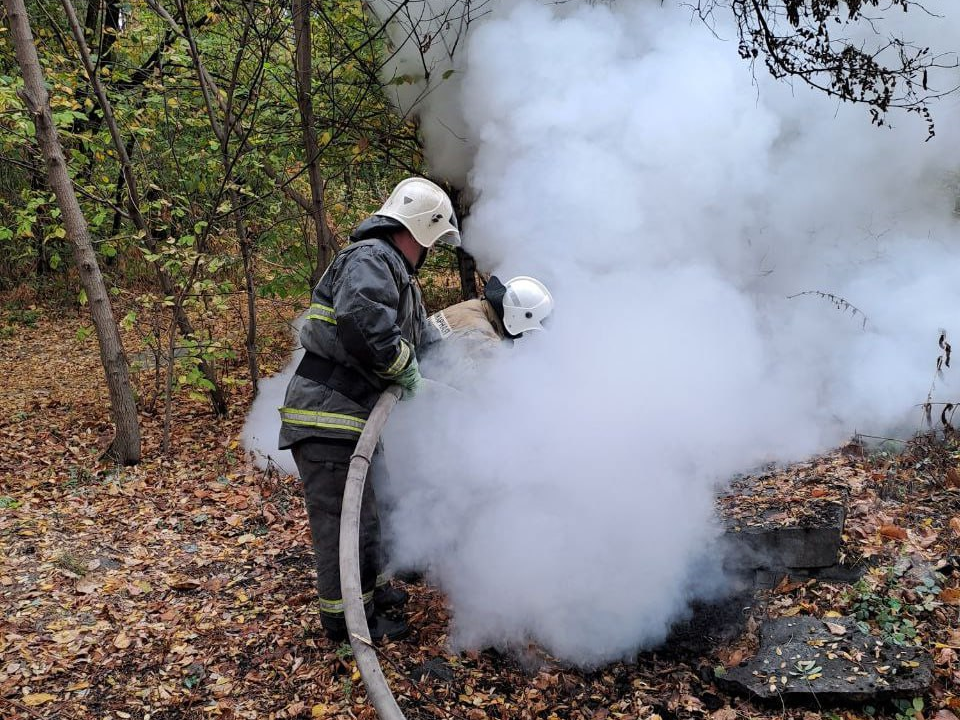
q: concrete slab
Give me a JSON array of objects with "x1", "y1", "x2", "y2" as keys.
[
  {"x1": 721, "y1": 500, "x2": 846, "y2": 571},
  {"x1": 718, "y1": 616, "x2": 932, "y2": 705}
]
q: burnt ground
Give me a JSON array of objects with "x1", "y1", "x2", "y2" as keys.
[{"x1": 1, "y1": 302, "x2": 960, "y2": 719}]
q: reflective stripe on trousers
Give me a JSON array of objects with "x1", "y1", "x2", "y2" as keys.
[
  {"x1": 291, "y1": 439, "x2": 383, "y2": 619},
  {"x1": 318, "y1": 589, "x2": 374, "y2": 616}
]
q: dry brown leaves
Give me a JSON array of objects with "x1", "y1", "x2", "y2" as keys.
[{"x1": 1, "y1": 302, "x2": 959, "y2": 719}]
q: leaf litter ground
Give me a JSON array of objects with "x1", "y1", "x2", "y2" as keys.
[{"x1": 1, "y1": 301, "x2": 960, "y2": 720}]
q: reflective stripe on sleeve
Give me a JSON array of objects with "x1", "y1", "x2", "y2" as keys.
[
  {"x1": 377, "y1": 340, "x2": 411, "y2": 378},
  {"x1": 306, "y1": 302, "x2": 337, "y2": 325},
  {"x1": 279, "y1": 407, "x2": 366, "y2": 434}
]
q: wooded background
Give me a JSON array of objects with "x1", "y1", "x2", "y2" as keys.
[{"x1": 0, "y1": 0, "x2": 947, "y2": 464}]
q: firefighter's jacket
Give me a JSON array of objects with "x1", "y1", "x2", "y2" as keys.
[
  {"x1": 279, "y1": 217, "x2": 434, "y2": 448},
  {"x1": 421, "y1": 298, "x2": 506, "y2": 386},
  {"x1": 427, "y1": 298, "x2": 504, "y2": 347}
]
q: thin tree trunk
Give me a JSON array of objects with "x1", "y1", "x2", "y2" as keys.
[
  {"x1": 82, "y1": 0, "x2": 100, "y2": 44},
  {"x1": 5, "y1": 0, "x2": 141, "y2": 464},
  {"x1": 239, "y1": 231, "x2": 259, "y2": 395},
  {"x1": 448, "y1": 188, "x2": 477, "y2": 300},
  {"x1": 292, "y1": 0, "x2": 336, "y2": 285},
  {"x1": 162, "y1": 314, "x2": 177, "y2": 454},
  {"x1": 456, "y1": 247, "x2": 478, "y2": 300},
  {"x1": 61, "y1": 0, "x2": 229, "y2": 417}
]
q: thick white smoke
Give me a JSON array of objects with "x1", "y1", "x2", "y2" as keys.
[{"x1": 245, "y1": 0, "x2": 960, "y2": 665}]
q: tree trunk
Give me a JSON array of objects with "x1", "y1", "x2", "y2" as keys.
[
  {"x1": 293, "y1": 0, "x2": 338, "y2": 286},
  {"x1": 239, "y1": 230, "x2": 259, "y2": 396},
  {"x1": 447, "y1": 187, "x2": 477, "y2": 300},
  {"x1": 5, "y1": 0, "x2": 141, "y2": 464},
  {"x1": 82, "y1": 0, "x2": 100, "y2": 44},
  {"x1": 456, "y1": 247, "x2": 478, "y2": 300}
]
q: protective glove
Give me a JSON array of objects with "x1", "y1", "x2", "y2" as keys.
[{"x1": 393, "y1": 354, "x2": 423, "y2": 400}]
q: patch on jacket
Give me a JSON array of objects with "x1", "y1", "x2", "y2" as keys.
[{"x1": 428, "y1": 310, "x2": 453, "y2": 339}]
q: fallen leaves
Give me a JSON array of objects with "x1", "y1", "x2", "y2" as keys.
[
  {"x1": 74, "y1": 578, "x2": 99, "y2": 594},
  {"x1": 824, "y1": 621, "x2": 847, "y2": 636},
  {"x1": 5, "y1": 303, "x2": 960, "y2": 720},
  {"x1": 946, "y1": 467, "x2": 960, "y2": 488},
  {"x1": 879, "y1": 523, "x2": 908, "y2": 540},
  {"x1": 167, "y1": 576, "x2": 202, "y2": 591},
  {"x1": 941, "y1": 588, "x2": 960, "y2": 606}
]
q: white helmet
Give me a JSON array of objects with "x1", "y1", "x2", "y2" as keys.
[
  {"x1": 375, "y1": 177, "x2": 461, "y2": 249},
  {"x1": 501, "y1": 276, "x2": 554, "y2": 336}
]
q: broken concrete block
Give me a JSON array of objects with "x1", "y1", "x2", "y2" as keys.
[
  {"x1": 718, "y1": 616, "x2": 932, "y2": 705},
  {"x1": 721, "y1": 501, "x2": 845, "y2": 570}
]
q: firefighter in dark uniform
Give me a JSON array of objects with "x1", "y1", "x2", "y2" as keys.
[{"x1": 278, "y1": 177, "x2": 460, "y2": 641}]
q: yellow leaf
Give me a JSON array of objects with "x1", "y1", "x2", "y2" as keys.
[
  {"x1": 66, "y1": 681, "x2": 90, "y2": 692},
  {"x1": 782, "y1": 605, "x2": 802, "y2": 617},
  {"x1": 22, "y1": 693, "x2": 56, "y2": 706},
  {"x1": 236, "y1": 533, "x2": 256, "y2": 545},
  {"x1": 113, "y1": 632, "x2": 132, "y2": 649},
  {"x1": 311, "y1": 704, "x2": 329, "y2": 718},
  {"x1": 823, "y1": 610, "x2": 842, "y2": 617}
]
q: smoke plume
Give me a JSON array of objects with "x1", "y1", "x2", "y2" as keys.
[{"x1": 245, "y1": 0, "x2": 960, "y2": 665}]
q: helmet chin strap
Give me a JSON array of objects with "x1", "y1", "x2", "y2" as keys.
[{"x1": 414, "y1": 246, "x2": 428, "y2": 270}]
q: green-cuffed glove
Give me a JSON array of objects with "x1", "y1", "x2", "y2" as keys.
[{"x1": 394, "y1": 354, "x2": 423, "y2": 400}]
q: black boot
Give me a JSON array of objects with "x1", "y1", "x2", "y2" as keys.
[
  {"x1": 320, "y1": 614, "x2": 348, "y2": 642},
  {"x1": 367, "y1": 613, "x2": 410, "y2": 641},
  {"x1": 320, "y1": 613, "x2": 410, "y2": 643},
  {"x1": 373, "y1": 582, "x2": 409, "y2": 610}
]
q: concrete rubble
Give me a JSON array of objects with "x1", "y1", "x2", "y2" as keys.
[{"x1": 718, "y1": 616, "x2": 933, "y2": 704}]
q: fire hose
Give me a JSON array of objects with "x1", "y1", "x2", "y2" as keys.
[{"x1": 338, "y1": 385, "x2": 406, "y2": 720}]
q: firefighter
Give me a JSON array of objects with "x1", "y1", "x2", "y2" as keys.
[
  {"x1": 278, "y1": 177, "x2": 459, "y2": 642},
  {"x1": 425, "y1": 275, "x2": 555, "y2": 361}
]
